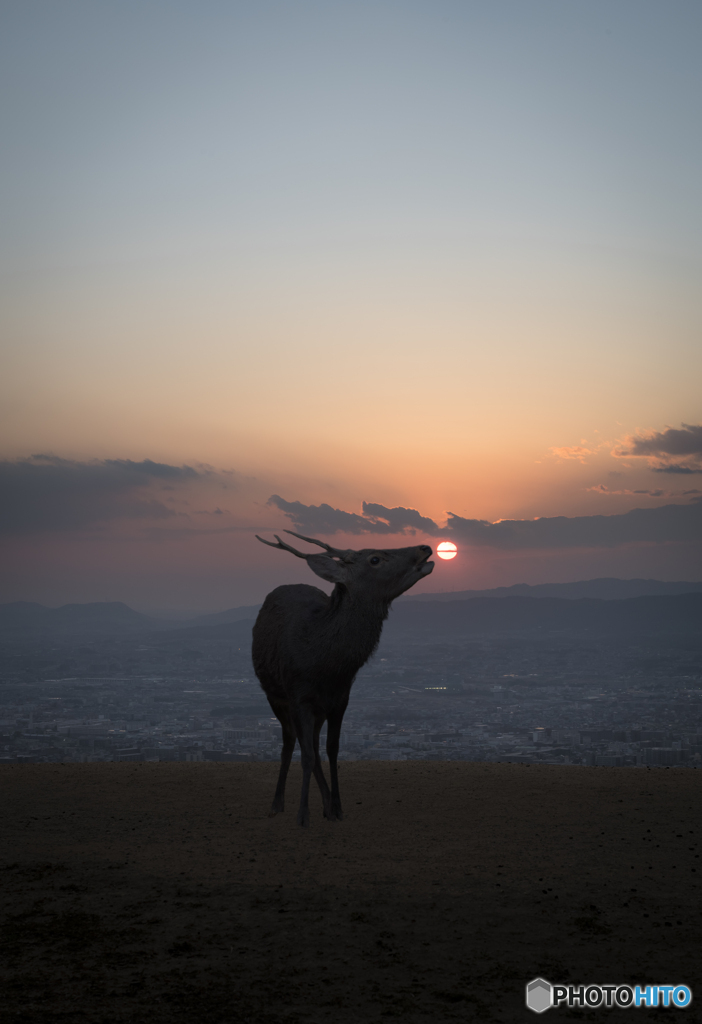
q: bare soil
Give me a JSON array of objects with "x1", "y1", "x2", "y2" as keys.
[{"x1": 1, "y1": 761, "x2": 701, "y2": 1023}]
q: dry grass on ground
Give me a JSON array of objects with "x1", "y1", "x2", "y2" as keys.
[{"x1": 1, "y1": 761, "x2": 701, "y2": 1023}]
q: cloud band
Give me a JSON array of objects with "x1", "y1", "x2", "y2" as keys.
[
  {"x1": 0, "y1": 455, "x2": 204, "y2": 535},
  {"x1": 269, "y1": 495, "x2": 702, "y2": 550}
]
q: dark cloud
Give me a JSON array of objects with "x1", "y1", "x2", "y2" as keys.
[
  {"x1": 270, "y1": 494, "x2": 702, "y2": 551},
  {"x1": 0, "y1": 455, "x2": 204, "y2": 535},
  {"x1": 616, "y1": 423, "x2": 702, "y2": 474},
  {"x1": 443, "y1": 503, "x2": 702, "y2": 549},
  {"x1": 623, "y1": 424, "x2": 702, "y2": 457},
  {"x1": 361, "y1": 502, "x2": 440, "y2": 534},
  {"x1": 654, "y1": 464, "x2": 702, "y2": 475},
  {"x1": 268, "y1": 496, "x2": 442, "y2": 536},
  {"x1": 267, "y1": 495, "x2": 395, "y2": 534}
]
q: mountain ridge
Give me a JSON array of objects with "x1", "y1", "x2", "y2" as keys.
[
  {"x1": 386, "y1": 592, "x2": 702, "y2": 637},
  {"x1": 2, "y1": 579, "x2": 702, "y2": 637},
  {"x1": 401, "y1": 577, "x2": 702, "y2": 602}
]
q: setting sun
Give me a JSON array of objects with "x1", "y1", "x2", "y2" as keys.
[{"x1": 436, "y1": 541, "x2": 458, "y2": 561}]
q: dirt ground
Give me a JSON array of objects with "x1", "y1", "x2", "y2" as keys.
[{"x1": 1, "y1": 760, "x2": 701, "y2": 1023}]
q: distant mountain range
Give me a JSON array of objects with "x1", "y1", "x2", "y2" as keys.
[
  {"x1": 386, "y1": 592, "x2": 702, "y2": 638},
  {"x1": 402, "y1": 577, "x2": 702, "y2": 602},
  {"x1": 156, "y1": 593, "x2": 702, "y2": 641},
  {"x1": 1, "y1": 578, "x2": 701, "y2": 638},
  {"x1": 0, "y1": 600, "x2": 263, "y2": 637},
  {"x1": 186, "y1": 604, "x2": 262, "y2": 626},
  {"x1": 0, "y1": 600, "x2": 152, "y2": 634}
]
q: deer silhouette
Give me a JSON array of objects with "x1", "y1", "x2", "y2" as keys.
[{"x1": 252, "y1": 530, "x2": 434, "y2": 826}]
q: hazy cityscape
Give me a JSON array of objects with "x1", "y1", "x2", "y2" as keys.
[{"x1": 2, "y1": 585, "x2": 701, "y2": 772}]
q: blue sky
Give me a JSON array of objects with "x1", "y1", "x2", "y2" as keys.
[{"x1": 1, "y1": 1, "x2": 700, "y2": 608}]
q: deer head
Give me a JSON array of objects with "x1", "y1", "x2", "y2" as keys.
[{"x1": 256, "y1": 530, "x2": 434, "y2": 601}]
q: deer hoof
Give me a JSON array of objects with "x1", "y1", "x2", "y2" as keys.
[{"x1": 297, "y1": 809, "x2": 310, "y2": 827}]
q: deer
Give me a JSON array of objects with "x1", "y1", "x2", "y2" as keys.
[{"x1": 251, "y1": 530, "x2": 434, "y2": 826}]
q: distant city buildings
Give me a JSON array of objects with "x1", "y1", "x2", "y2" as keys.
[{"x1": 1, "y1": 626, "x2": 701, "y2": 769}]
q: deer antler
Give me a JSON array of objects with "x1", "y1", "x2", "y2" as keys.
[
  {"x1": 255, "y1": 534, "x2": 308, "y2": 559},
  {"x1": 257, "y1": 530, "x2": 349, "y2": 559},
  {"x1": 284, "y1": 530, "x2": 348, "y2": 558}
]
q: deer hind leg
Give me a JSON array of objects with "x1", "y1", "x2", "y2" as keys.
[
  {"x1": 326, "y1": 709, "x2": 346, "y2": 821},
  {"x1": 311, "y1": 716, "x2": 334, "y2": 820},
  {"x1": 268, "y1": 699, "x2": 296, "y2": 817}
]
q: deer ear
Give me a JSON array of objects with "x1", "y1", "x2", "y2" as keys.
[{"x1": 306, "y1": 554, "x2": 347, "y2": 583}]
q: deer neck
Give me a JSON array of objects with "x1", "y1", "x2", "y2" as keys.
[{"x1": 326, "y1": 584, "x2": 389, "y2": 663}]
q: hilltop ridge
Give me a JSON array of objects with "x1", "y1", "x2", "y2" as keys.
[
  {"x1": 402, "y1": 576, "x2": 702, "y2": 602},
  {"x1": 2, "y1": 579, "x2": 702, "y2": 638}
]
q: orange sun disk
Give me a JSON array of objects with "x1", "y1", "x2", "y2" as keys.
[{"x1": 436, "y1": 541, "x2": 458, "y2": 561}]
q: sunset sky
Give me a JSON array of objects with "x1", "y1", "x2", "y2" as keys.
[{"x1": 1, "y1": 1, "x2": 701, "y2": 613}]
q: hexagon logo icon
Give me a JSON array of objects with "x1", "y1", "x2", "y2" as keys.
[{"x1": 526, "y1": 977, "x2": 552, "y2": 1014}]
